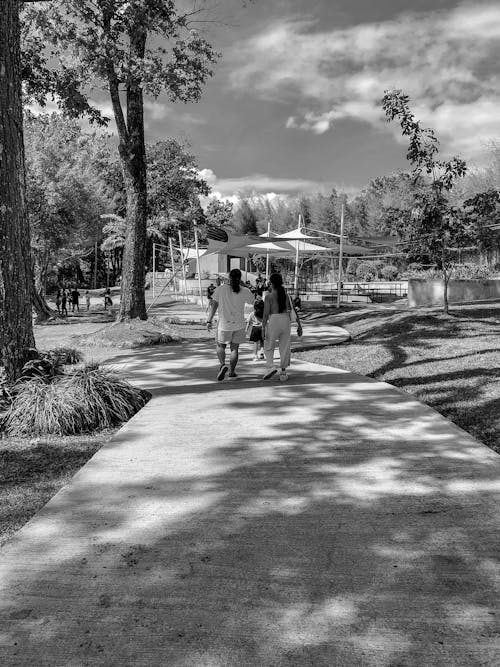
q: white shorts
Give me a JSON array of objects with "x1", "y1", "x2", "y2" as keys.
[{"x1": 216, "y1": 327, "x2": 246, "y2": 345}]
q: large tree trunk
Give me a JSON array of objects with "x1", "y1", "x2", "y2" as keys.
[
  {"x1": 0, "y1": 0, "x2": 36, "y2": 381},
  {"x1": 116, "y1": 27, "x2": 147, "y2": 321}
]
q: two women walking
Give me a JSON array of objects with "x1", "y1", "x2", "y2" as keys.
[{"x1": 207, "y1": 269, "x2": 302, "y2": 382}]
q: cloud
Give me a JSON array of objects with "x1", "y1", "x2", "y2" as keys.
[
  {"x1": 199, "y1": 169, "x2": 360, "y2": 206},
  {"x1": 144, "y1": 100, "x2": 205, "y2": 126},
  {"x1": 205, "y1": 172, "x2": 332, "y2": 197},
  {"x1": 228, "y1": 2, "x2": 500, "y2": 158}
]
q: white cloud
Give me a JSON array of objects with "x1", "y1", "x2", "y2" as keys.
[
  {"x1": 228, "y1": 2, "x2": 500, "y2": 158},
  {"x1": 208, "y1": 173, "x2": 331, "y2": 196},
  {"x1": 199, "y1": 168, "x2": 218, "y2": 187},
  {"x1": 199, "y1": 169, "x2": 359, "y2": 205}
]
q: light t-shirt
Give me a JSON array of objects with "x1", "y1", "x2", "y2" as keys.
[{"x1": 213, "y1": 284, "x2": 254, "y2": 331}]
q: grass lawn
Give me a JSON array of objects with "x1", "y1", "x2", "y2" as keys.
[
  {"x1": 296, "y1": 302, "x2": 500, "y2": 455},
  {"x1": 0, "y1": 431, "x2": 116, "y2": 546}
]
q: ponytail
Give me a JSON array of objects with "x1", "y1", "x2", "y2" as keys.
[{"x1": 269, "y1": 273, "x2": 287, "y2": 312}]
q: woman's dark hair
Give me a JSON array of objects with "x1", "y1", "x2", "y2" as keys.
[
  {"x1": 269, "y1": 273, "x2": 287, "y2": 313},
  {"x1": 229, "y1": 268, "x2": 241, "y2": 293}
]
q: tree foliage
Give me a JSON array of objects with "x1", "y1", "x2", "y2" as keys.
[
  {"x1": 382, "y1": 89, "x2": 469, "y2": 312},
  {"x1": 24, "y1": 112, "x2": 114, "y2": 293},
  {"x1": 24, "y1": 0, "x2": 220, "y2": 320}
]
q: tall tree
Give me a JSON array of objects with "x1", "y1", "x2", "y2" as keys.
[
  {"x1": 25, "y1": 1, "x2": 219, "y2": 320},
  {"x1": 24, "y1": 112, "x2": 113, "y2": 303},
  {"x1": 0, "y1": 0, "x2": 35, "y2": 380},
  {"x1": 382, "y1": 89, "x2": 468, "y2": 313},
  {"x1": 233, "y1": 199, "x2": 259, "y2": 235}
]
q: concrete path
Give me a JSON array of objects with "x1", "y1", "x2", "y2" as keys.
[
  {"x1": 153, "y1": 298, "x2": 351, "y2": 349},
  {"x1": 1, "y1": 340, "x2": 500, "y2": 666}
]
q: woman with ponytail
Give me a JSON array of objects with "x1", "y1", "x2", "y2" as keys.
[
  {"x1": 261, "y1": 273, "x2": 302, "y2": 381},
  {"x1": 206, "y1": 268, "x2": 254, "y2": 380}
]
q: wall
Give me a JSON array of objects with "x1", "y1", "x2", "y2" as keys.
[{"x1": 408, "y1": 278, "x2": 500, "y2": 307}]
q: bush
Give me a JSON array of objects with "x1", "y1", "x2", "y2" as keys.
[
  {"x1": 380, "y1": 264, "x2": 399, "y2": 280},
  {"x1": 4, "y1": 365, "x2": 150, "y2": 437},
  {"x1": 355, "y1": 261, "x2": 379, "y2": 282},
  {"x1": 450, "y1": 263, "x2": 495, "y2": 279},
  {"x1": 345, "y1": 258, "x2": 360, "y2": 278}
]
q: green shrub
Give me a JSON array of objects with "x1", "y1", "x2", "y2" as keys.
[
  {"x1": 355, "y1": 261, "x2": 379, "y2": 282},
  {"x1": 450, "y1": 263, "x2": 495, "y2": 279},
  {"x1": 380, "y1": 264, "x2": 399, "y2": 280},
  {"x1": 4, "y1": 365, "x2": 150, "y2": 437}
]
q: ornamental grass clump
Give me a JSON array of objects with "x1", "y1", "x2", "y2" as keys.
[
  {"x1": 3, "y1": 364, "x2": 150, "y2": 437},
  {"x1": 4, "y1": 377, "x2": 87, "y2": 436},
  {"x1": 68, "y1": 364, "x2": 150, "y2": 431}
]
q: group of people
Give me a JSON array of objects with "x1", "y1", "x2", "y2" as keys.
[
  {"x1": 206, "y1": 269, "x2": 303, "y2": 382},
  {"x1": 55, "y1": 287, "x2": 87, "y2": 316},
  {"x1": 55, "y1": 287, "x2": 113, "y2": 316}
]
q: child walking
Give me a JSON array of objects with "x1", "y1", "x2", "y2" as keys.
[{"x1": 246, "y1": 298, "x2": 265, "y2": 361}]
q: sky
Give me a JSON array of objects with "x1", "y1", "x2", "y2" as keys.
[{"x1": 40, "y1": 0, "x2": 500, "y2": 202}]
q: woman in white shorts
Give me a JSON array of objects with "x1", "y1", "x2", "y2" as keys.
[{"x1": 261, "y1": 273, "x2": 302, "y2": 382}]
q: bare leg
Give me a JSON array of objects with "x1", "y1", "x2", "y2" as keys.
[
  {"x1": 216, "y1": 342, "x2": 226, "y2": 367},
  {"x1": 229, "y1": 343, "x2": 239, "y2": 374}
]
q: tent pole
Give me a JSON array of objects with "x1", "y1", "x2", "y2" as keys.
[
  {"x1": 178, "y1": 229, "x2": 188, "y2": 303},
  {"x1": 265, "y1": 220, "x2": 271, "y2": 281},
  {"x1": 336, "y1": 204, "x2": 345, "y2": 309},
  {"x1": 194, "y1": 221, "x2": 204, "y2": 309},
  {"x1": 293, "y1": 214, "x2": 302, "y2": 294}
]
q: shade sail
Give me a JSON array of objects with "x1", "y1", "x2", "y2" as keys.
[
  {"x1": 275, "y1": 226, "x2": 315, "y2": 240},
  {"x1": 220, "y1": 239, "x2": 331, "y2": 258},
  {"x1": 203, "y1": 227, "x2": 376, "y2": 258}
]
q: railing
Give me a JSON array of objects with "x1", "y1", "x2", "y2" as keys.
[{"x1": 285, "y1": 280, "x2": 408, "y2": 304}]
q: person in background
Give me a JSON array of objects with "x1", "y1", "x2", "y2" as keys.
[
  {"x1": 293, "y1": 292, "x2": 302, "y2": 312},
  {"x1": 85, "y1": 290, "x2": 91, "y2": 311},
  {"x1": 262, "y1": 272, "x2": 302, "y2": 382},
  {"x1": 246, "y1": 297, "x2": 265, "y2": 361},
  {"x1": 61, "y1": 289, "x2": 68, "y2": 317},
  {"x1": 206, "y1": 268, "x2": 254, "y2": 381},
  {"x1": 104, "y1": 288, "x2": 113, "y2": 310},
  {"x1": 71, "y1": 286, "x2": 80, "y2": 312},
  {"x1": 55, "y1": 289, "x2": 62, "y2": 315}
]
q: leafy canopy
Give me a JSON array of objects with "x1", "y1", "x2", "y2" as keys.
[
  {"x1": 381, "y1": 90, "x2": 469, "y2": 269},
  {"x1": 23, "y1": 1, "x2": 220, "y2": 126}
]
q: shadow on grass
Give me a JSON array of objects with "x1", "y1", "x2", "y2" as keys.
[{"x1": 0, "y1": 342, "x2": 499, "y2": 664}]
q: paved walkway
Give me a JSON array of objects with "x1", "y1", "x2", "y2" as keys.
[{"x1": 1, "y1": 338, "x2": 500, "y2": 666}]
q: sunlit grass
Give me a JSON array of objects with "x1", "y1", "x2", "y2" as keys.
[{"x1": 297, "y1": 303, "x2": 500, "y2": 454}]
